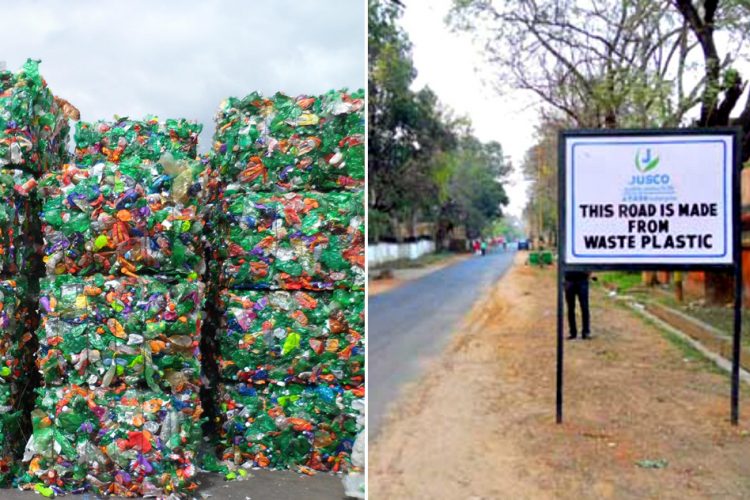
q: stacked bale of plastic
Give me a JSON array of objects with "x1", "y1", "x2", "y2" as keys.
[
  {"x1": 210, "y1": 89, "x2": 364, "y2": 474},
  {"x1": 35, "y1": 274, "x2": 205, "y2": 394},
  {"x1": 37, "y1": 159, "x2": 209, "y2": 278},
  {"x1": 26, "y1": 385, "x2": 203, "y2": 498},
  {"x1": 211, "y1": 91, "x2": 363, "y2": 193},
  {"x1": 0, "y1": 170, "x2": 40, "y2": 484},
  {"x1": 0, "y1": 170, "x2": 36, "y2": 277},
  {"x1": 74, "y1": 117, "x2": 200, "y2": 166},
  {"x1": 0, "y1": 59, "x2": 69, "y2": 175},
  {"x1": 0, "y1": 59, "x2": 70, "y2": 276},
  {"x1": 21, "y1": 120, "x2": 210, "y2": 497},
  {"x1": 216, "y1": 189, "x2": 364, "y2": 290},
  {"x1": 0, "y1": 59, "x2": 71, "y2": 485},
  {"x1": 0, "y1": 278, "x2": 33, "y2": 485},
  {"x1": 23, "y1": 276, "x2": 205, "y2": 497}
]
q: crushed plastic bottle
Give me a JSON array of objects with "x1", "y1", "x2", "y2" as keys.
[
  {"x1": 212, "y1": 90, "x2": 364, "y2": 191},
  {"x1": 0, "y1": 59, "x2": 69, "y2": 175},
  {"x1": 74, "y1": 117, "x2": 201, "y2": 165},
  {"x1": 214, "y1": 190, "x2": 364, "y2": 290},
  {"x1": 208, "y1": 86, "x2": 366, "y2": 476},
  {"x1": 38, "y1": 157, "x2": 213, "y2": 277},
  {"x1": 0, "y1": 278, "x2": 33, "y2": 485},
  {"x1": 36, "y1": 274, "x2": 205, "y2": 393},
  {"x1": 20, "y1": 384, "x2": 203, "y2": 497},
  {"x1": 0, "y1": 169, "x2": 40, "y2": 275},
  {"x1": 0, "y1": 406, "x2": 24, "y2": 486},
  {"x1": 215, "y1": 289, "x2": 363, "y2": 386},
  {"x1": 217, "y1": 382, "x2": 361, "y2": 472},
  {"x1": 0, "y1": 278, "x2": 32, "y2": 401}
]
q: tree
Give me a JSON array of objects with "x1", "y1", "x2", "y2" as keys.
[
  {"x1": 369, "y1": 0, "x2": 457, "y2": 241},
  {"x1": 672, "y1": 0, "x2": 750, "y2": 156},
  {"x1": 435, "y1": 136, "x2": 510, "y2": 242},
  {"x1": 487, "y1": 215, "x2": 524, "y2": 240},
  {"x1": 671, "y1": 0, "x2": 750, "y2": 302},
  {"x1": 369, "y1": 0, "x2": 510, "y2": 246},
  {"x1": 448, "y1": 0, "x2": 750, "y2": 132},
  {"x1": 520, "y1": 115, "x2": 564, "y2": 244},
  {"x1": 368, "y1": 0, "x2": 417, "y2": 240}
]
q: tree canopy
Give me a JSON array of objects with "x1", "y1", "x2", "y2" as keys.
[
  {"x1": 448, "y1": 1, "x2": 750, "y2": 133},
  {"x1": 369, "y1": 0, "x2": 510, "y2": 245}
]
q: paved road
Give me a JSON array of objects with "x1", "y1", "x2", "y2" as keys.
[{"x1": 368, "y1": 249, "x2": 516, "y2": 436}]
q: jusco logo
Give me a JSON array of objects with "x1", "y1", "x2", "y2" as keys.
[
  {"x1": 630, "y1": 148, "x2": 669, "y2": 185},
  {"x1": 635, "y1": 148, "x2": 660, "y2": 172}
]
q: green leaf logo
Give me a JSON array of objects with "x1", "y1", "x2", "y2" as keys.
[{"x1": 635, "y1": 149, "x2": 659, "y2": 173}]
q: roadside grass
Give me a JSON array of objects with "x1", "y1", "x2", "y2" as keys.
[
  {"x1": 650, "y1": 291, "x2": 750, "y2": 349},
  {"x1": 652, "y1": 320, "x2": 727, "y2": 376},
  {"x1": 597, "y1": 271, "x2": 642, "y2": 293},
  {"x1": 370, "y1": 250, "x2": 459, "y2": 271},
  {"x1": 599, "y1": 277, "x2": 750, "y2": 350},
  {"x1": 602, "y1": 290, "x2": 725, "y2": 376}
]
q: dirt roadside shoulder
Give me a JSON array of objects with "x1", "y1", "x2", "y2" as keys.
[
  {"x1": 368, "y1": 253, "x2": 472, "y2": 296},
  {"x1": 369, "y1": 253, "x2": 750, "y2": 499}
]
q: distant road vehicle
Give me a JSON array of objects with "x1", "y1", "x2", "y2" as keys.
[{"x1": 518, "y1": 239, "x2": 530, "y2": 250}]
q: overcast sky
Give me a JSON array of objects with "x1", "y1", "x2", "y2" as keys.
[
  {"x1": 0, "y1": 0, "x2": 365, "y2": 153},
  {"x1": 401, "y1": 0, "x2": 534, "y2": 218}
]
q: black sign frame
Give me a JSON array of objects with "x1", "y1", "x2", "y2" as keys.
[{"x1": 556, "y1": 127, "x2": 743, "y2": 425}]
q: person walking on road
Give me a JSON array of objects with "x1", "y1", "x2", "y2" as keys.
[
  {"x1": 564, "y1": 271, "x2": 591, "y2": 340},
  {"x1": 480, "y1": 240, "x2": 487, "y2": 256}
]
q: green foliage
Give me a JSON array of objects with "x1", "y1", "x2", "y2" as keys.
[
  {"x1": 598, "y1": 271, "x2": 643, "y2": 293},
  {"x1": 521, "y1": 117, "x2": 559, "y2": 243},
  {"x1": 369, "y1": 0, "x2": 455, "y2": 228},
  {"x1": 439, "y1": 136, "x2": 509, "y2": 239},
  {"x1": 486, "y1": 216, "x2": 523, "y2": 240},
  {"x1": 368, "y1": 0, "x2": 510, "y2": 243},
  {"x1": 367, "y1": 209, "x2": 391, "y2": 244}
]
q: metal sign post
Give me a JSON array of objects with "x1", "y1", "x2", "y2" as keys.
[{"x1": 556, "y1": 127, "x2": 742, "y2": 425}]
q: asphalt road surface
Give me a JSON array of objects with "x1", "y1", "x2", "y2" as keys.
[{"x1": 368, "y1": 249, "x2": 516, "y2": 436}]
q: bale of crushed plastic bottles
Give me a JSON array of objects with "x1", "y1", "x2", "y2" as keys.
[
  {"x1": 39, "y1": 156, "x2": 212, "y2": 278},
  {"x1": 214, "y1": 288, "x2": 363, "y2": 385},
  {"x1": 36, "y1": 274, "x2": 205, "y2": 393},
  {"x1": 74, "y1": 117, "x2": 201, "y2": 166},
  {"x1": 216, "y1": 382, "x2": 362, "y2": 472},
  {"x1": 214, "y1": 190, "x2": 364, "y2": 291},
  {"x1": 212, "y1": 90, "x2": 364, "y2": 191},
  {"x1": 0, "y1": 278, "x2": 33, "y2": 485},
  {"x1": 0, "y1": 59, "x2": 69, "y2": 175},
  {"x1": 20, "y1": 384, "x2": 203, "y2": 497}
]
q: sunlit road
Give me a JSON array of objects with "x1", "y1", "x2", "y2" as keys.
[{"x1": 368, "y1": 249, "x2": 516, "y2": 436}]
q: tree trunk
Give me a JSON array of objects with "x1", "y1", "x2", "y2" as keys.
[
  {"x1": 674, "y1": 272, "x2": 684, "y2": 302},
  {"x1": 435, "y1": 220, "x2": 448, "y2": 252},
  {"x1": 390, "y1": 216, "x2": 403, "y2": 244},
  {"x1": 642, "y1": 271, "x2": 657, "y2": 286},
  {"x1": 704, "y1": 271, "x2": 734, "y2": 305},
  {"x1": 409, "y1": 211, "x2": 418, "y2": 240}
]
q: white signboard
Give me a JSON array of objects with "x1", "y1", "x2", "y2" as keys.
[{"x1": 564, "y1": 133, "x2": 735, "y2": 265}]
